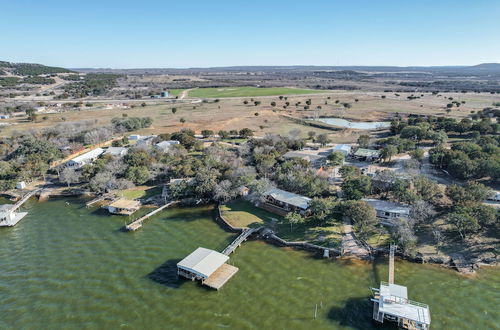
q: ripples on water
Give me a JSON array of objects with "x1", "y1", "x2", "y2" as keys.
[{"x1": 0, "y1": 198, "x2": 498, "y2": 329}]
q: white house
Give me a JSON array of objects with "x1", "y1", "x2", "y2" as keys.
[
  {"x1": 155, "y1": 140, "x2": 180, "y2": 153},
  {"x1": 66, "y1": 148, "x2": 104, "y2": 169},
  {"x1": 104, "y1": 147, "x2": 128, "y2": 157},
  {"x1": 260, "y1": 188, "x2": 312, "y2": 216},
  {"x1": 330, "y1": 144, "x2": 352, "y2": 157},
  {"x1": 362, "y1": 198, "x2": 410, "y2": 225},
  {"x1": 128, "y1": 134, "x2": 141, "y2": 141}
]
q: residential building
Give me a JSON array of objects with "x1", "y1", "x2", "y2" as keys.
[
  {"x1": 283, "y1": 151, "x2": 327, "y2": 168},
  {"x1": 353, "y1": 148, "x2": 381, "y2": 162},
  {"x1": 329, "y1": 144, "x2": 352, "y2": 157},
  {"x1": 259, "y1": 188, "x2": 311, "y2": 216},
  {"x1": 104, "y1": 147, "x2": 128, "y2": 157},
  {"x1": 66, "y1": 148, "x2": 104, "y2": 169},
  {"x1": 362, "y1": 198, "x2": 410, "y2": 225}
]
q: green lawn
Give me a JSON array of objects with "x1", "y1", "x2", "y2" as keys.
[
  {"x1": 220, "y1": 199, "x2": 342, "y2": 247},
  {"x1": 187, "y1": 87, "x2": 328, "y2": 98},
  {"x1": 118, "y1": 186, "x2": 162, "y2": 200},
  {"x1": 168, "y1": 89, "x2": 183, "y2": 97},
  {"x1": 220, "y1": 199, "x2": 281, "y2": 228}
]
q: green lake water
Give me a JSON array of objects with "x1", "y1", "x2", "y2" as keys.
[{"x1": 0, "y1": 198, "x2": 498, "y2": 329}]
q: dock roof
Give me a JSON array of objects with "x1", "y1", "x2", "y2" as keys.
[
  {"x1": 377, "y1": 282, "x2": 430, "y2": 325},
  {"x1": 177, "y1": 247, "x2": 229, "y2": 279},
  {"x1": 264, "y1": 188, "x2": 311, "y2": 210}
]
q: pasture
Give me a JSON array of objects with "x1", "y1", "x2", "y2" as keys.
[{"x1": 186, "y1": 87, "x2": 328, "y2": 98}]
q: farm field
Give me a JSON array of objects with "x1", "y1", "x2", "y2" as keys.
[{"x1": 186, "y1": 87, "x2": 328, "y2": 98}]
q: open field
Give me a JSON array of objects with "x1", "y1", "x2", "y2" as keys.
[
  {"x1": 186, "y1": 87, "x2": 329, "y2": 98},
  {"x1": 2, "y1": 91, "x2": 499, "y2": 142},
  {"x1": 220, "y1": 199, "x2": 282, "y2": 228}
]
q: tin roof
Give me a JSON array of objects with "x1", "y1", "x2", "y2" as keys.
[
  {"x1": 264, "y1": 188, "x2": 311, "y2": 210},
  {"x1": 70, "y1": 148, "x2": 104, "y2": 163},
  {"x1": 354, "y1": 148, "x2": 380, "y2": 158},
  {"x1": 177, "y1": 247, "x2": 229, "y2": 279},
  {"x1": 362, "y1": 199, "x2": 410, "y2": 215},
  {"x1": 283, "y1": 151, "x2": 326, "y2": 162}
]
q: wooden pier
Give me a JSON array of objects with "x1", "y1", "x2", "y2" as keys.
[
  {"x1": 125, "y1": 201, "x2": 179, "y2": 231},
  {"x1": 11, "y1": 189, "x2": 39, "y2": 211},
  {"x1": 221, "y1": 228, "x2": 258, "y2": 255},
  {"x1": 388, "y1": 244, "x2": 396, "y2": 284},
  {"x1": 86, "y1": 194, "x2": 114, "y2": 208}
]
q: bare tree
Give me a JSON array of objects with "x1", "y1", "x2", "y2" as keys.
[{"x1": 59, "y1": 167, "x2": 81, "y2": 187}]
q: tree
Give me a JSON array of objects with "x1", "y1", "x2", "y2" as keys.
[
  {"x1": 339, "y1": 165, "x2": 361, "y2": 178},
  {"x1": 284, "y1": 212, "x2": 304, "y2": 230},
  {"x1": 201, "y1": 129, "x2": 214, "y2": 138},
  {"x1": 327, "y1": 152, "x2": 344, "y2": 166},
  {"x1": 380, "y1": 145, "x2": 397, "y2": 162},
  {"x1": 270, "y1": 101, "x2": 276, "y2": 107},
  {"x1": 342, "y1": 175, "x2": 372, "y2": 200},
  {"x1": 307, "y1": 131, "x2": 316, "y2": 140},
  {"x1": 446, "y1": 212, "x2": 480, "y2": 240},
  {"x1": 342, "y1": 200, "x2": 377, "y2": 239},
  {"x1": 309, "y1": 197, "x2": 337, "y2": 223},
  {"x1": 446, "y1": 182, "x2": 492, "y2": 205},
  {"x1": 125, "y1": 166, "x2": 150, "y2": 184},
  {"x1": 218, "y1": 130, "x2": 229, "y2": 139},
  {"x1": 243, "y1": 100, "x2": 248, "y2": 105},
  {"x1": 410, "y1": 149, "x2": 424, "y2": 162},
  {"x1": 409, "y1": 200, "x2": 435, "y2": 229},
  {"x1": 239, "y1": 128, "x2": 254, "y2": 138},
  {"x1": 179, "y1": 117, "x2": 186, "y2": 125},
  {"x1": 357, "y1": 135, "x2": 370, "y2": 148},
  {"x1": 213, "y1": 180, "x2": 236, "y2": 203},
  {"x1": 316, "y1": 133, "x2": 330, "y2": 146},
  {"x1": 59, "y1": 167, "x2": 81, "y2": 187},
  {"x1": 171, "y1": 108, "x2": 177, "y2": 114},
  {"x1": 392, "y1": 219, "x2": 417, "y2": 255},
  {"x1": 254, "y1": 101, "x2": 261, "y2": 106}
]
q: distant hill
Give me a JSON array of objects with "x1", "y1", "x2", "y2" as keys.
[
  {"x1": 460, "y1": 63, "x2": 500, "y2": 73},
  {"x1": 0, "y1": 61, "x2": 73, "y2": 75}
]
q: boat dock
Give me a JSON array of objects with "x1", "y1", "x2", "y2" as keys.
[
  {"x1": 371, "y1": 244, "x2": 431, "y2": 330},
  {"x1": 221, "y1": 228, "x2": 258, "y2": 255},
  {"x1": 125, "y1": 201, "x2": 179, "y2": 231},
  {"x1": 0, "y1": 189, "x2": 39, "y2": 227}
]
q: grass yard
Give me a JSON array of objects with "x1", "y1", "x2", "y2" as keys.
[
  {"x1": 220, "y1": 199, "x2": 282, "y2": 228},
  {"x1": 168, "y1": 89, "x2": 184, "y2": 97},
  {"x1": 276, "y1": 221, "x2": 343, "y2": 248},
  {"x1": 187, "y1": 87, "x2": 328, "y2": 98},
  {"x1": 118, "y1": 186, "x2": 162, "y2": 200}
]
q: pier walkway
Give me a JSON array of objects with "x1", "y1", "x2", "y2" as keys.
[
  {"x1": 125, "y1": 201, "x2": 179, "y2": 231},
  {"x1": 86, "y1": 194, "x2": 114, "y2": 208},
  {"x1": 222, "y1": 228, "x2": 258, "y2": 255},
  {"x1": 11, "y1": 189, "x2": 39, "y2": 212}
]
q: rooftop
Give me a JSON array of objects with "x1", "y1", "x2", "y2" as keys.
[
  {"x1": 104, "y1": 147, "x2": 128, "y2": 156},
  {"x1": 177, "y1": 247, "x2": 229, "y2": 279},
  {"x1": 354, "y1": 148, "x2": 380, "y2": 158},
  {"x1": 283, "y1": 151, "x2": 326, "y2": 162},
  {"x1": 377, "y1": 282, "x2": 431, "y2": 325},
  {"x1": 362, "y1": 199, "x2": 410, "y2": 215},
  {"x1": 70, "y1": 148, "x2": 104, "y2": 163},
  {"x1": 264, "y1": 188, "x2": 311, "y2": 210}
]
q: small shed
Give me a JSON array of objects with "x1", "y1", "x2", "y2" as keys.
[
  {"x1": 177, "y1": 247, "x2": 239, "y2": 290},
  {"x1": 16, "y1": 181, "x2": 26, "y2": 189},
  {"x1": 103, "y1": 199, "x2": 141, "y2": 216}
]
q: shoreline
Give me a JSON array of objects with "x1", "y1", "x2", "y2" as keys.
[{"x1": 4, "y1": 190, "x2": 497, "y2": 275}]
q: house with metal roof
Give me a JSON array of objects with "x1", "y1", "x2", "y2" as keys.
[
  {"x1": 362, "y1": 198, "x2": 410, "y2": 225},
  {"x1": 353, "y1": 148, "x2": 380, "y2": 162},
  {"x1": 177, "y1": 247, "x2": 239, "y2": 290},
  {"x1": 283, "y1": 151, "x2": 327, "y2": 168},
  {"x1": 260, "y1": 188, "x2": 312, "y2": 216},
  {"x1": 330, "y1": 144, "x2": 352, "y2": 157},
  {"x1": 66, "y1": 148, "x2": 104, "y2": 169},
  {"x1": 104, "y1": 147, "x2": 128, "y2": 157}
]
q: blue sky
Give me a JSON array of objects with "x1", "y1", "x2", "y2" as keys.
[{"x1": 1, "y1": 0, "x2": 499, "y2": 68}]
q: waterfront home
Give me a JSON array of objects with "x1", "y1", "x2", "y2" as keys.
[
  {"x1": 66, "y1": 148, "x2": 104, "y2": 169},
  {"x1": 155, "y1": 140, "x2": 180, "y2": 153},
  {"x1": 103, "y1": 199, "x2": 141, "y2": 216},
  {"x1": 352, "y1": 148, "x2": 380, "y2": 162},
  {"x1": 362, "y1": 198, "x2": 410, "y2": 225},
  {"x1": 177, "y1": 247, "x2": 239, "y2": 290},
  {"x1": 329, "y1": 144, "x2": 352, "y2": 157},
  {"x1": 104, "y1": 147, "x2": 128, "y2": 157},
  {"x1": 283, "y1": 151, "x2": 327, "y2": 169},
  {"x1": 260, "y1": 188, "x2": 311, "y2": 216},
  {"x1": 0, "y1": 204, "x2": 28, "y2": 227}
]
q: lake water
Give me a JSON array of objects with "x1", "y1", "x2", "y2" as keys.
[
  {"x1": 1, "y1": 198, "x2": 498, "y2": 329},
  {"x1": 316, "y1": 118, "x2": 390, "y2": 130}
]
